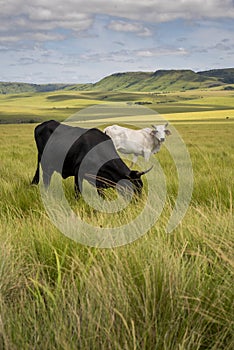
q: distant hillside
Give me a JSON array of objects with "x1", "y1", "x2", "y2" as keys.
[
  {"x1": 1, "y1": 68, "x2": 234, "y2": 94},
  {"x1": 198, "y1": 68, "x2": 234, "y2": 84},
  {"x1": 73, "y1": 68, "x2": 233, "y2": 92},
  {"x1": 0, "y1": 82, "x2": 87, "y2": 94},
  {"x1": 89, "y1": 72, "x2": 152, "y2": 91},
  {"x1": 87, "y1": 69, "x2": 225, "y2": 92}
]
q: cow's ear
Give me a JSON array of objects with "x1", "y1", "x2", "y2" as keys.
[
  {"x1": 150, "y1": 129, "x2": 157, "y2": 136},
  {"x1": 165, "y1": 129, "x2": 171, "y2": 136},
  {"x1": 128, "y1": 170, "x2": 139, "y2": 179}
]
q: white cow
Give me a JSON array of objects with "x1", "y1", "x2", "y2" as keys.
[{"x1": 104, "y1": 123, "x2": 171, "y2": 165}]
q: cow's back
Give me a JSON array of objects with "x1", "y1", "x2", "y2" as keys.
[
  {"x1": 104, "y1": 125, "x2": 135, "y2": 149},
  {"x1": 104, "y1": 124, "x2": 151, "y2": 155},
  {"x1": 63, "y1": 128, "x2": 124, "y2": 178},
  {"x1": 39, "y1": 122, "x2": 88, "y2": 177}
]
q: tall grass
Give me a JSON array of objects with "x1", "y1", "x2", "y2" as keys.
[{"x1": 0, "y1": 122, "x2": 233, "y2": 349}]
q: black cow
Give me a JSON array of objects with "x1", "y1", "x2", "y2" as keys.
[{"x1": 31, "y1": 120, "x2": 152, "y2": 197}]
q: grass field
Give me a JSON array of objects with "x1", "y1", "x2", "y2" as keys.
[
  {"x1": 0, "y1": 89, "x2": 234, "y2": 123},
  {"x1": 0, "y1": 91, "x2": 234, "y2": 349}
]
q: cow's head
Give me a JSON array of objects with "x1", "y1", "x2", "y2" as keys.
[
  {"x1": 127, "y1": 165, "x2": 153, "y2": 195},
  {"x1": 151, "y1": 123, "x2": 171, "y2": 143},
  {"x1": 95, "y1": 163, "x2": 153, "y2": 196}
]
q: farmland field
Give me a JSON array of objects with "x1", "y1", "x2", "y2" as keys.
[
  {"x1": 0, "y1": 90, "x2": 234, "y2": 349},
  {"x1": 0, "y1": 89, "x2": 234, "y2": 123}
]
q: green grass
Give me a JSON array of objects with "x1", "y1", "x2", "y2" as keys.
[{"x1": 0, "y1": 119, "x2": 233, "y2": 349}]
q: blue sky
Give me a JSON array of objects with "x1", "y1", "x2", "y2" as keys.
[{"x1": 0, "y1": 0, "x2": 234, "y2": 84}]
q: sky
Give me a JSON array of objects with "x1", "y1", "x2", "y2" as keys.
[{"x1": 0, "y1": 0, "x2": 234, "y2": 84}]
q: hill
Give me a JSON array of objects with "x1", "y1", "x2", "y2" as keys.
[
  {"x1": 69, "y1": 68, "x2": 234, "y2": 92},
  {"x1": 198, "y1": 68, "x2": 234, "y2": 84},
  {"x1": 1, "y1": 68, "x2": 234, "y2": 94},
  {"x1": 90, "y1": 69, "x2": 218, "y2": 91},
  {"x1": 0, "y1": 82, "x2": 88, "y2": 94},
  {"x1": 88, "y1": 72, "x2": 152, "y2": 91}
]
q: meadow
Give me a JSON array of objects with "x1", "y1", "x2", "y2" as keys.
[
  {"x1": 0, "y1": 90, "x2": 234, "y2": 349},
  {"x1": 0, "y1": 89, "x2": 234, "y2": 123}
]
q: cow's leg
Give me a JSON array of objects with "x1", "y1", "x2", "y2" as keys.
[
  {"x1": 74, "y1": 174, "x2": 82, "y2": 199},
  {"x1": 31, "y1": 154, "x2": 40, "y2": 185},
  {"x1": 143, "y1": 151, "x2": 151, "y2": 162},
  {"x1": 129, "y1": 154, "x2": 138, "y2": 168},
  {"x1": 42, "y1": 168, "x2": 53, "y2": 188}
]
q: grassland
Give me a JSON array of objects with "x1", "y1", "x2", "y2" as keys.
[
  {"x1": 0, "y1": 89, "x2": 234, "y2": 124},
  {"x1": 0, "y1": 90, "x2": 234, "y2": 349}
]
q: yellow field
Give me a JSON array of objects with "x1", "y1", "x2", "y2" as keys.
[{"x1": 77, "y1": 109, "x2": 234, "y2": 125}]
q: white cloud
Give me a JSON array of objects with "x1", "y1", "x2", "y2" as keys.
[
  {"x1": 0, "y1": 1, "x2": 94, "y2": 46},
  {"x1": 0, "y1": 0, "x2": 234, "y2": 45},
  {"x1": 79, "y1": 46, "x2": 189, "y2": 64},
  {"x1": 107, "y1": 20, "x2": 152, "y2": 37},
  {"x1": 138, "y1": 27, "x2": 153, "y2": 37},
  {"x1": 0, "y1": 32, "x2": 66, "y2": 44},
  {"x1": 136, "y1": 47, "x2": 188, "y2": 57}
]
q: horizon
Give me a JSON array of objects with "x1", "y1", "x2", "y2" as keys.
[{"x1": 1, "y1": 1, "x2": 234, "y2": 84}]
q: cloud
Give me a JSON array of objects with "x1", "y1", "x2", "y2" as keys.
[
  {"x1": 80, "y1": 46, "x2": 189, "y2": 64},
  {"x1": 136, "y1": 47, "x2": 189, "y2": 57},
  {"x1": 80, "y1": 50, "x2": 133, "y2": 63},
  {"x1": 0, "y1": 1, "x2": 94, "y2": 47},
  {"x1": 0, "y1": 0, "x2": 234, "y2": 46},
  {"x1": 107, "y1": 20, "x2": 152, "y2": 37},
  {"x1": 1, "y1": 0, "x2": 234, "y2": 84},
  {"x1": 185, "y1": 24, "x2": 234, "y2": 55},
  {"x1": 0, "y1": 32, "x2": 66, "y2": 44}
]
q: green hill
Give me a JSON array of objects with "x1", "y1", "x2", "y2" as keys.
[
  {"x1": 87, "y1": 69, "x2": 224, "y2": 92},
  {"x1": 89, "y1": 72, "x2": 152, "y2": 91},
  {"x1": 0, "y1": 82, "x2": 83, "y2": 94},
  {"x1": 1, "y1": 68, "x2": 234, "y2": 94},
  {"x1": 198, "y1": 68, "x2": 234, "y2": 84},
  {"x1": 144, "y1": 69, "x2": 220, "y2": 91}
]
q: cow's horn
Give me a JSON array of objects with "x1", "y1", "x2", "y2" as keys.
[
  {"x1": 165, "y1": 122, "x2": 168, "y2": 127},
  {"x1": 136, "y1": 165, "x2": 154, "y2": 177},
  {"x1": 151, "y1": 124, "x2": 157, "y2": 129}
]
